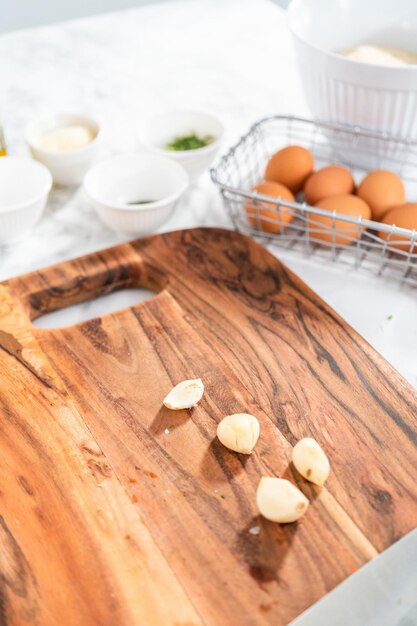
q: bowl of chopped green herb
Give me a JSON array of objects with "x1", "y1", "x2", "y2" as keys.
[{"x1": 140, "y1": 110, "x2": 224, "y2": 182}]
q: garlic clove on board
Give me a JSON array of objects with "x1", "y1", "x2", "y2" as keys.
[
  {"x1": 256, "y1": 477, "x2": 309, "y2": 523},
  {"x1": 217, "y1": 413, "x2": 260, "y2": 454},
  {"x1": 292, "y1": 437, "x2": 330, "y2": 486},
  {"x1": 163, "y1": 379, "x2": 204, "y2": 410}
]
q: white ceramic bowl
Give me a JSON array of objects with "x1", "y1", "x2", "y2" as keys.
[
  {"x1": 26, "y1": 113, "x2": 100, "y2": 186},
  {"x1": 140, "y1": 110, "x2": 224, "y2": 182},
  {"x1": 83, "y1": 153, "x2": 189, "y2": 236},
  {"x1": 0, "y1": 157, "x2": 52, "y2": 244},
  {"x1": 288, "y1": 0, "x2": 417, "y2": 137}
]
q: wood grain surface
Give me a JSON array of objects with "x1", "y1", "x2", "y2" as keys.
[{"x1": 0, "y1": 227, "x2": 416, "y2": 626}]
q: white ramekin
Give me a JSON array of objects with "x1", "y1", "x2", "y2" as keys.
[
  {"x1": 26, "y1": 113, "x2": 100, "y2": 186},
  {"x1": 0, "y1": 156, "x2": 52, "y2": 244},
  {"x1": 139, "y1": 110, "x2": 224, "y2": 183},
  {"x1": 288, "y1": 0, "x2": 417, "y2": 137},
  {"x1": 83, "y1": 153, "x2": 189, "y2": 236}
]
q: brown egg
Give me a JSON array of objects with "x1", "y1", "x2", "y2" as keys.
[
  {"x1": 304, "y1": 165, "x2": 355, "y2": 205},
  {"x1": 246, "y1": 181, "x2": 295, "y2": 233},
  {"x1": 379, "y1": 203, "x2": 417, "y2": 252},
  {"x1": 265, "y1": 146, "x2": 314, "y2": 193},
  {"x1": 357, "y1": 170, "x2": 405, "y2": 220},
  {"x1": 309, "y1": 194, "x2": 371, "y2": 244}
]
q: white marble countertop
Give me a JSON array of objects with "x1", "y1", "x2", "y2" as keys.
[{"x1": 1, "y1": 0, "x2": 416, "y2": 386}]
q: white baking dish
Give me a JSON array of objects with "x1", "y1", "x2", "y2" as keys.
[{"x1": 288, "y1": 0, "x2": 417, "y2": 138}]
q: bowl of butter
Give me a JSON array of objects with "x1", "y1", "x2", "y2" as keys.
[{"x1": 26, "y1": 113, "x2": 100, "y2": 186}]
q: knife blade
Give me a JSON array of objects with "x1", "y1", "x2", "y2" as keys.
[{"x1": 290, "y1": 529, "x2": 417, "y2": 626}]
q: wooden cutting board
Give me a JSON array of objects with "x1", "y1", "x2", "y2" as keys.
[{"x1": 0, "y1": 227, "x2": 416, "y2": 626}]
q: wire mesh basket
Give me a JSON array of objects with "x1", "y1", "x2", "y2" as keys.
[{"x1": 210, "y1": 115, "x2": 417, "y2": 287}]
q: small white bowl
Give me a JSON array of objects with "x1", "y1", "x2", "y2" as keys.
[
  {"x1": 0, "y1": 156, "x2": 52, "y2": 244},
  {"x1": 83, "y1": 153, "x2": 189, "y2": 236},
  {"x1": 140, "y1": 110, "x2": 224, "y2": 183},
  {"x1": 288, "y1": 0, "x2": 417, "y2": 138},
  {"x1": 26, "y1": 113, "x2": 100, "y2": 186}
]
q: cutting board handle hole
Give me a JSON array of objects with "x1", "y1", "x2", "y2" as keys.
[
  {"x1": 32, "y1": 287, "x2": 155, "y2": 329},
  {"x1": 17, "y1": 250, "x2": 168, "y2": 327}
]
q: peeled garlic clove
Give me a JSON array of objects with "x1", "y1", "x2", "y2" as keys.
[
  {"x1": 216, "y1": 413, "x2": 260, "y2": 454},
  {"x1": 292, "y1": 437, "x2": 330, "y2": 486},
  {"x1": 256, "y1": 477, "x2": 309, "y2": 523},
  {"x1": 163, "y1": 379, "x2": 204, "y2": 410}
]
